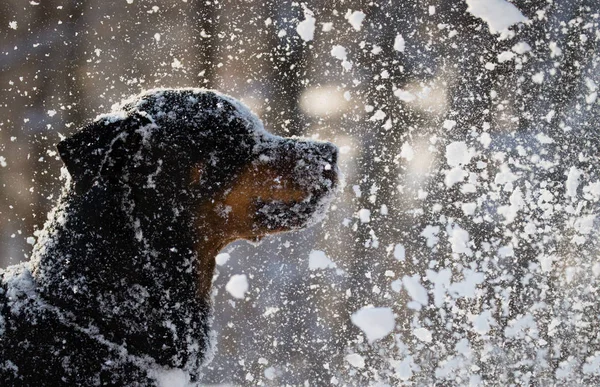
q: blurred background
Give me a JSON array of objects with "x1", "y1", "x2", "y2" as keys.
[{"x1": 2, "y1": 0, "x2": 600, "y2": 385}]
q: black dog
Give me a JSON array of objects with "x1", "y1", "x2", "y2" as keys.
[{"x1": 0, "y1": 88, "x2": 339, "y2": 386}]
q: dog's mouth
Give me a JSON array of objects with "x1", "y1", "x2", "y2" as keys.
[{"x1": 252, "y1": 163, "x2": 339, "y2": 233}]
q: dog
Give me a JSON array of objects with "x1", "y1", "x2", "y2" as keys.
[{"x1": 0, "y1": 88, "x2": 339, "y2": 386}]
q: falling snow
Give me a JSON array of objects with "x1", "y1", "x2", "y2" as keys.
[
  {"x1": 465, "y1": 0, "x2": 528, "y2": 34},
  {"x1": 296, "y1": 9, "x2": 316, "y2": 42},
  {"x1": 2, "y1": 0, "x2": 600, "y2": 385},
  {"x1": 225, "y1": 274, "x2": 249, "y2": 299},
  {"x1": 350, "y1": 307, "x2": 395, "y2": 343}
]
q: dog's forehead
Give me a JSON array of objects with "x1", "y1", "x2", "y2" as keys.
[
  {"x1": 120, "y1": 88, "x2": 267, "y2": 135},
  {"x1": 254, "y1": 136, "x2": 336, "y2": 159}
]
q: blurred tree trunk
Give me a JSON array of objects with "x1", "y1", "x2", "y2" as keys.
[
  {"x1": 263, "y1": 0, "x2": 309, "y2": 137},
  {"x1": 192, "y1": 3, "x2": 218, "y2": 88}
]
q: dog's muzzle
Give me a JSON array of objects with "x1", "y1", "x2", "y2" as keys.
[{"x1": 254, "y1": 138, "x2": 341, "y2": 231}]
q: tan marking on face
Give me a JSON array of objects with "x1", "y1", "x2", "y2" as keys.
[
  {"x1": 192, "y1": 161, "x2": 310, "y2": 293},
  {"x1": 219, "y1": 162, "x2": 307, "y2": 238}
]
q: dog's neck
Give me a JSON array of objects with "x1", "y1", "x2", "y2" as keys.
[
  {"x1": 31, "y1": 181, "x2": 218, "y2": 376},
  {"x1": 193, "y1": 201, "x2": 245, "y2": 296},
  {"x1": 193, "y1": 230, "x2": 232, "y2": 297}
]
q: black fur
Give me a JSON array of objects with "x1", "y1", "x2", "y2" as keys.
[{"x1": 0, "y1": 89, "x2": 338, "y2": 386}]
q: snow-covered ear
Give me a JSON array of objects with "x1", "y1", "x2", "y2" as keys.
[{"x1": 57, "y1": 120, "x2": 125, "y2": 193}]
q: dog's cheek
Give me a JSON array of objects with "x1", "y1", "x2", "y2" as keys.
[
  {"x1": 253, "y1": 200, "x2": 304, "y2": 232},
  {"x1": 214, "y1": 204, "x2": 233, "y2": 220}
]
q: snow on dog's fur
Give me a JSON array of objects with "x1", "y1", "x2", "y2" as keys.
[{"x1": 0, "y1": 88, "x2": 339, "y2": 385}]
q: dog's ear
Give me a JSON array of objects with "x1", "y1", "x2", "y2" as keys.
[{"x1": 57, "y1": 119, "x2": 127, "y2": 192}]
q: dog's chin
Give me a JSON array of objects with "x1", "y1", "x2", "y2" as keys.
[
  {"x1": 253, "y1": 190, "x2": 335, "y2": 234},
  {"x1": 254, "y1": 200, "x2": 312, "y2": 232}
]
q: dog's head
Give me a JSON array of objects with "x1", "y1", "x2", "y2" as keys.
[
  {"x1": 208, "y1": 136, "x2": 339, "y2": 242},
  {"x1": 57, "y1": 88, "x2": 340, "y2": 242}
]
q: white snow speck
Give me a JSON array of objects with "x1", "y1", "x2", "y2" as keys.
[
  {"x1": 449, "y1": 269, "x2": 484, "y2": 298},
  {"x1": 446, "y1": 141, "x2": 473, "y2": 167},
  {"x1": 215, "y1": 253, "x2": 230, "y2": 266},
  {"x1": 345, "y1": 353, "x2": 365, "y2": 368},
  {"x1": 471, "y1": 310, "x2": 494, "y2": 334},
  {"x1": 394, "y1": 89, "x2": 416, "y2": 102},
  {"x1": 498, "y1": 245, "x2": 514, "y2": 258},
  {"x1": 504, "y1": 313, "x2": 537, "y2": 339},
  {"x1": 330, "y1": 45, "x2": 352, "y2": 70},
  {"x1": 345, "y1": 10, "x2": 365, "y2": 31},
  {"x1": 331, "y1": 45, "x2": 346, "y2": 60},
  {"x1": 47, "y1": 110, "x2": 57, "y2": 117},
  {"x1": 462, "y1": 202, "x2": 477, "y2": 216},
  {"x1": 0, "y1": 156, "x2": 6, "y2": 167},
  {"x1": 26, "y1": 237, "x2": 36, "y2": 245},
  {"x1": 443, "y1": 119, "x2": 456, "y2": 130},
  {"x1": 296, "y1": 9, "x2": 316, "y2": 41},
  {"x1": 512, "y1": 41, "x2": 531, "y2": 54},
  {"x1": 369, "y1": 109, "x2": 386, "y2": 121},
  {"x1": 586, "y1": 92, "x2": 597, "y2": 104},
  {"x1": 413, "y1": 327, "x2": 433, "y2": 342},
  {"x1": 449, "y1": 224, "x2": 472, "y2": 256},
  {"x1": 402, "y1": 275, "x2": 428, "y2": 306},
  {"x1": 391, "y1": 357, "x2": 414, "y2": 380},
  {"x1": 154, "y1": 33, "x2": 161, "y2": 42},
  {"x1": 536, "y1": 133, "x2": 554, "y2": 144},
  {"x1": 399, "y1": 142, "x2": 414, "y2": 161},
  {"x1": 308, "y1": 250, "x2": 337, "y2": 270},
  {"x1": 394, "y1": 34, "x2": 405, "y2": 52},
  {"x1": 421, "y1": 225, "x2": 440, "y2": 248},
  {"x1": 494, "y1": 163, "x2": 520, "y2": 189},
  {"x1": 393, "y1": 244, "x2": 405, "y2": 261},
  {"x1": 264, "y1": 367, "x2": 277, "y2": 380},
  {"x1": 444, "y1": 143, "x2": 473, "y2": 187},
  {"x1": 153, "y1": 367, "x2": 189, "y2": 387},
  {"x1": 574, "y1": 215, "x2": 596, "y2": 235},
  {"x1": 380, "y1": 204, "x2": 388, "y2": 215},
  {"x1": 497, "y1": 51, "x2": 515, "y2": 63},
  {"x1": 351, "y1": 307, "x2": 395, "y2": 343},
  {"x1": 171, "y1": 58, "x2": 183, "y2": 69},
  {"x1": 566, "y1": 166, "x2": 582, "y2": 197},
  {"x1": 358, "y1": 208, "x2": 371, "y2": 223},
  {"x1": 426, "y1": 269, "x2": 451, "y2": 308},
  {"x1": 498, "y1": 187, "x2": 526, "y2": 224},
  {"x1": 532, "y1": 71, "x2": 544, "y2": 84},
  {"x1": 537, "y1": 254, "x2": 555, "y2": 272},
  {"x1": 479, "y1": 132, "x2": 491, "y2": 148},
  {"x1": 583, "y1": 181, "x2": 600, "y2": 201},
  {"x1": 445, "y1": 166, "x2": 468, "y2": 187},
  {"x1": 9, "y1": 21, "x2": 17, "y2": 30},
  {"x1": 583, "y1": 356, "x2": 600, "y2": 375},
  {"x1": 549, "y1": 41, "x2": 562, "y2": 58},
  {"x1": 225, "y1": 274, "x2": 248, "y2": 299},
  {"x1": 465, "y1": 0, "x2": 528, "y2": 34}
]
